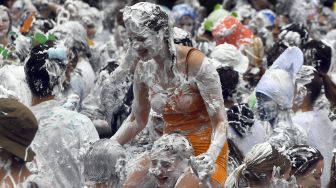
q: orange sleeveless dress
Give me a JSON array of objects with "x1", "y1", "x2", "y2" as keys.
[{"x1": 151, "y1": 49, "x2": 228, "y2": 186}]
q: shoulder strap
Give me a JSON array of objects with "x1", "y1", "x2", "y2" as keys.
[{"x1": 185, "y1": 48, "x2": 198, "y2": 81}]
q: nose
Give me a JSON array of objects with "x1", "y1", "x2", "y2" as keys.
[
  {"x1": 132, "y1": 42, "x2": 141, "y2": 50},
  {"x1": 150, "y1": 167, "x2": 162, "y2": 176}
]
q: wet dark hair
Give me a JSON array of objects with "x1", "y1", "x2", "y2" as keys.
[
  {"x1": 288, "y1": 145, "x2": 323, "y2": 176},
  {"x1": 217, "y1": 66, "x2": 239, "y2": 100},
  {"x1": 24, "y1": 44, "x2": 64, "y2": 97},
  {"x1": 244, "y1": 145, "x2": 291, "y2": 183},
  {"x1": 226, "y1": 143, "x2": 291, "y2": 187},
  {"x1": 142, "y1": 6, "x2": 169, "y2": 32},
  {"x1": 302, "y1": 40, "x2": 332, "y2": 73},
  {"x1": 227, "y1": 103, "x2": 254, "y2": 137},
  {"x1": 305, "y1": 69, "x2": 323, "y2": 104},
  {"x1": 266, "y1": 42, "x2": 288, "y2": 67}
]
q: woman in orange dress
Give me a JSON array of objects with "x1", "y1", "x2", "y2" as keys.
[{"x1": 111, "y1": 2, "x2": 228, "y2": 187}]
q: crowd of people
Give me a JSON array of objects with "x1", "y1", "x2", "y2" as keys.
[{"x1": 0, "y1": 0, "x2": 336, "y2": 187}]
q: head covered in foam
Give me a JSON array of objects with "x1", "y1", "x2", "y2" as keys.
[
  {"x1": 173, "y1": 27, "x2": 193, "y2": 47},
  {"x1": 24, "y1": 44, "x2": 68, "y2": 97},
  {"x1": 123, "y1": 2, "x2": 170, "y2": 35},
  {"x1": 287, "y1": 145, "x2": 323, "y2": 176},
  {"x1": 48, "y1": 21, "x2": 91, "y2": 60},
  {"x1": 149, "y1": 133, "x2": 194, "y2": 187},
  {"x1": 150, "y1": 133, "x2": 194, "y2": 159},
  {"x1": 225, "y1": 142, "x2": 291, "y2": 187},
  {"x1": 84, "y1": 139, "x2": 126, "y2": 185},
  {"x1": 256, "y1": 46, "x2": 303, "y2": 109},
  {"x1": 123, "y1": 2, "x2": 176, "y2": 62}
]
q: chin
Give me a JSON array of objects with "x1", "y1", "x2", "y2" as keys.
[{"x1": 139, "y1": 55, "x2": 152, "y2": 62}]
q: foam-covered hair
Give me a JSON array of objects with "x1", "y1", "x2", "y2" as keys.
[
  {"x1": 151, "y1": 133, "x2": 194, "y2": 159},
  {"x1": 173, "y1": 27, "x2": 193, "y2": 47},
  {"x1": 84, "y1": 139, "x2": 126, "y2": 183},
  {"x1": 256, "y1": 46, "x2": 303, "y2": 109},
  {"x1": 171, "y1": 3, "x2": 197, "y2": 22},
  {"x1": 225, "y1": 142, "x2": 291, "y2": 187},
  {"x1": 123, "y1": 2, "x2": 170, "y2": 33},
  {"x1": 48, "y1": 21, "x2": 91, "y2": 59},
  {"x1": 287, "y1": 145, "x2": 323, "y2": 176},
  {"x1": 24, "y1": 44, "x2": 67, "y2": 97}
]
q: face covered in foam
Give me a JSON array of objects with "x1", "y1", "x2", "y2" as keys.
[
  {"x1": 256, "y1": 92, "x2": 279, "y2": 122},
  {"x1": 125, "y1": 22, "x2": 165, "y2": 62},
  {"x1": 123, "y1": 3, "x2": 169, "y2": 62},
  {"x1": 149, "y1": 154, "x2": 183, "y2": 187},
  {"x1": 148, "y1": 134, "x2": 193, "y2": 188}
]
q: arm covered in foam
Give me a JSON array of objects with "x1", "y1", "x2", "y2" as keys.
[
  {"x1": 193, "y1": 57, "x2": 228, "y2": 159},
  {"x1": 111, "y1": 65, "x2": 150, "y2": 145}
]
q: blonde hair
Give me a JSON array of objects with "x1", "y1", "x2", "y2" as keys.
[{"x1": 225, "y1": 143, "x2": 291, "y2": 187}]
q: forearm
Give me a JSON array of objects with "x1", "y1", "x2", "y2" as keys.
[
  {"x1": 112, "y1": 113, "x2": 143, "y2": 145},
  {"x1": 207, "y1": 121, "x2": 227, "y2": 160}
]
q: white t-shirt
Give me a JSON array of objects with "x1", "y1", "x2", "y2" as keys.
[
  {"x1": 228, "y1": 121, "x2": 267, "y2": 156},
  {"x1": 29, "y1": 100, "x2": 99, "y2": 188},
  {"x1": 293, "y1": 110, "x2": 336, "y2": 188}
]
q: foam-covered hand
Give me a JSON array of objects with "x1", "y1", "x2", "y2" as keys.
[{"x1": 190, "y1": 153, "x2": 215, "y2": 183}]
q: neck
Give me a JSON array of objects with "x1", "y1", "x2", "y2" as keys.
[
  {"x1": 32, "y1": 95, "x2": 55, "y2": 106},
  {"x1": 270, "y1": 109, "x2": 293, "y2": 127},
  {"x1": 298, "y1": 101, "x2": 313, "y2": 112},
  {"x1": 153, "y1": 41, "x2": 173, "y2": 70},
  {"x1": 293, "y1": 97, "x2": 313, "y2": 113}
]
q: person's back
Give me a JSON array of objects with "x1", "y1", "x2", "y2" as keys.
[
  {"x1": 292, "y1": 110, "x2": 335, "y2": 187},
  {"x1": 30, "y1": 99, "x2": 99, "y2": 187},
  {"x1": 292, "y1": 66, "x2": 336, "y2": 187},
  {"x1": 24, "y1": 43, "x2": 99, "y2": 187}
]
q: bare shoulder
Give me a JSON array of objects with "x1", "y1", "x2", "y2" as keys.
[{"x1": 176, "y1": 44, "x2": 205, "y2": 76}]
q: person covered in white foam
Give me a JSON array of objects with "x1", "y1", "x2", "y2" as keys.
[{"x1": 255, "y1": 46, "x2": 307, "y2": 151}]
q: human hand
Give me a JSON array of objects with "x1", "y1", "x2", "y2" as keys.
[
  {"x1": 121, "y1": 48, "x2": 140, "y2": 73},
  {"x1": 189, "y1": 153, "x2": 215, "y2": 183}
]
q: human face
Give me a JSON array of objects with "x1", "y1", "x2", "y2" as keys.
[
  {"x1": 0, "y1": 11, "x2": 10, "y2": 37},
  {"x1": 296, "y1": 160, "x2": 323, "y2": 188},
  {"x1": 175, "y1": 16, "x2": 194, "y2": 34},
  {"x1": 149, "y1": 155, "x2": 181, "y2": 188},
  {"x1": 126, "y1": 22, "x2": 164, "y2": 62},
  {"x1": 256, "y1": 92, "x2": 279, "y2": 121}
]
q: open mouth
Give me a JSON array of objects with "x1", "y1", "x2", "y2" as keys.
[
  {"x1": 156, "y1": 176, "x2": 169, "y2": 185},
  {"x1": 137, "y1": 49, "x2": 148, "y2": 57}
]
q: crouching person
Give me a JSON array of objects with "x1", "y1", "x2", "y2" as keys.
[{"x1": 83, "y1": 139, "x2": 126, "y2": 188}]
